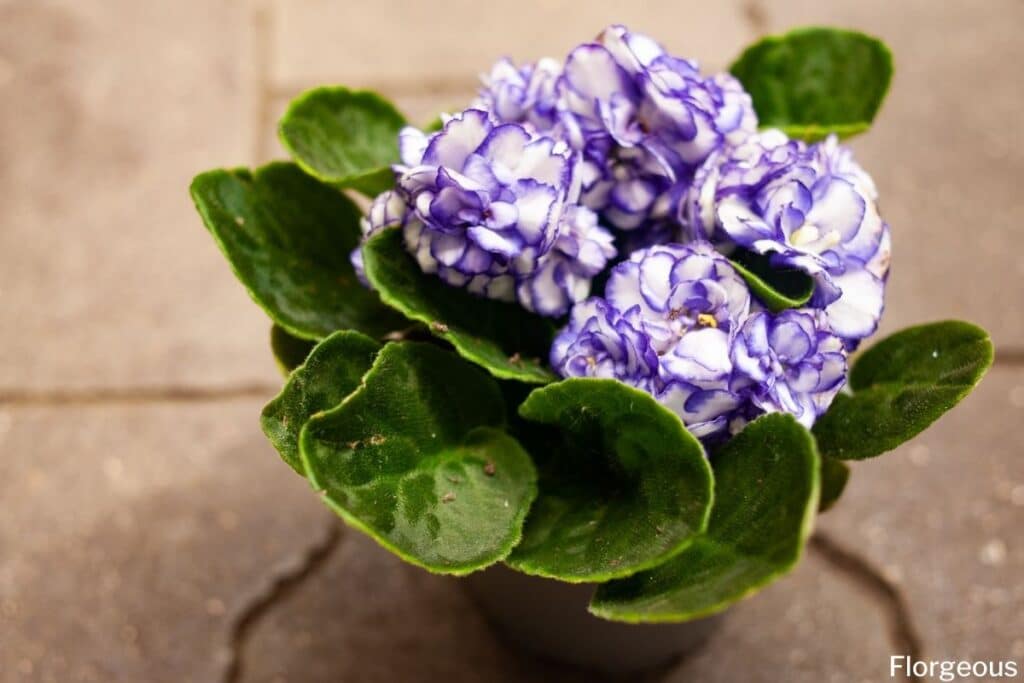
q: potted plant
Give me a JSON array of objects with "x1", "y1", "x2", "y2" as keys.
[{"x1": 190, "y1": 25, "x2": 992, "y2": 675}]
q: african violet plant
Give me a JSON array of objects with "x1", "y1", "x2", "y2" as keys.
[{"x1": 191, "y1": 26, "x2": 993, "y2": 622}]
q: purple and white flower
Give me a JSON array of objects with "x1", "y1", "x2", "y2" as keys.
[
  {"x1": 605, "y1": 243, "x2": 750, "y2": 351},
  {"x1": 473, "y1": 57, "x2": 563, "y2": 134},
  {"x1": 684, "y1": 130, "x2": 890, "y2": 341},
  {"x1": 557, "y1": 25, "x2": 758, "y2": 231},
  {"x1": 553, "y1": 242, "x2": 751, "y2": 439},
  {"x1": 517, "y1": 205, "x2": 616, "y2": 316},
  {"x1": 359, "y1": 108, "x2": 616, "y2": 316},
  {"x1": 550, "y1": 298, "x2": 660, "y2": 387},
  {"x1": 730, "y1": 309, "x2": 847, "y2": 428}
]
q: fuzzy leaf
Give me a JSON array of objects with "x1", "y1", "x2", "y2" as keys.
[
  {"x1": 270, "y1": 324, "x2": 317, "y2": 375},
  {"x1": 730, "y1": 27, "x2": 893, "y2": 141},
  {"x1": 819, "y1": 456, "x2": 850, "y2": 512},
  {"x1": 361, "y1": 228, "x2": 556, "y2": 384},
  {"x1": 261, "y1": 331, "x2": 381, "y2": 474},
  {"x1": 729, "y1": 249, "x2": 814, "y2": 312},
  {"x1": 590, "y1": 413, "x2": 819, "y2": 623},
  {"x1": 507, "y1": 379, "x2": 713, "y2": 582},
  {"x1": 279, "y1": 87, "x2": 406, "y2": 196},
  {"x1": 813, "y1": 320, "x2": 993, "y2": 461},
  {"x1": 190, "y1": 163, "x2": 405, "y2": 340},
  {"x1": 299, "y1": 342, "x2": 538, "y2": 574}
]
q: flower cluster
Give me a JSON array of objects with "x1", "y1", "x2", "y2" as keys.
[
  {"x1": 357, "y1": 24, "x2": 892, "y2": 439},
  {"x1": 684, "y1": 130, "x2": 890, "y2": 342},
  {"x1": 359, "y1": 109, "x2": 615, "y2": 316},
  {"x1": 551, "y1": 244, "x2": 846, "y2": 435}
]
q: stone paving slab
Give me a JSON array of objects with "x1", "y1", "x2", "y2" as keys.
[
  {"x1": 0, "y1": 0, "x2": 280, "y2": 392},
  {"x1": 238, "y1": 530, "x2": 892, "y2": 683},
  {"x1": 269, "y1": 0, "x2": 753, "y2": 87},
  {"x1": 0, "y1": 401, "x2": 327, "y2": 683},
  {"x1": 818, "y1": 366, "x2": 1024, "y2": 666}
]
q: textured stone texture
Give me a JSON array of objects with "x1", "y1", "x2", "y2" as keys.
[
  {"x1": 237, "y1": 531, "x2": 892, "y2": 683},
  {"x1": 0, "y1": 405, "x2": 327, "y2": 683},
  {"x1": 0, "y1": 0, "x2": 279, "y2": 392},
  {"x1": 818, "y1": 367, "x2": 1024, "y2": 666},
  {"x1": 270, "y1": 0, "x2": 752, "y2": 86}
]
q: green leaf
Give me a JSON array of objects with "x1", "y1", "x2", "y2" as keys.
[
  {"x1": 818, "y1": 456, "x2": 850, "y2": 512},
  {"x1": 362, "y1": 228, "x2": 556, "y2": 384},
  {"x1": 730, "y1": 27, "x2": 893, "y2": 141},
  {"x1": 423, "y1": 115, "x2": 445, "y2": 133},
  {"x1": 507, "y1": 379, "x2": 713, "y2": 582},
  {"x1": 299, "y1": 342, "x2": 538, "y2": 574},
  {"x1": 261, "y1": 331, "x2": 381, "y2": 474},
  {"x1": 729, "y1": 249, "x2": 814, "y2": 312},
  {"x1": 278, "y1": 87, "x2": 406, "y2": 196},
  {"x1": 270, "y1": 324, "x2": 317, "y2": 375},
  {"x1": 813, "y1": 320, "x2": 993, "y2": 461},
  {"x1": 590, "y1": 413, "x2": 819, "y2": 623},
  {"x1": 190, "y1": 162, "x2": 406, "y2": 340}
]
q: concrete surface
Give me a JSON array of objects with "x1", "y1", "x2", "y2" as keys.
[{"x1": 1, "y1": 0, "x2": 1022, "y2": 681}]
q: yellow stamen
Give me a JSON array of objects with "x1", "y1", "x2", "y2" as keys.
[{"x1": 697, "y1": 313, "x2": 718, "y2": 328}]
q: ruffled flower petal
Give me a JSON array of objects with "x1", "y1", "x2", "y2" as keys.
[{"x1": 730, "y1": 310, "x2": 848, "y2": 429}]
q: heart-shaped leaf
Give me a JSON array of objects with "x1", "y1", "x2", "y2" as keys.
[
  {"x1": 190, "y1": 163, "x2": 406, "y2": 340},
  {"x1": 279, "y1": 87, "x2": 406, "y2": 196},
  {"x1": 729, "y1": 249, "x2": 814, "y2": 312},
  {"x1": 818, "y1": 456, "x2": 850, "y2": 512},
  {"x1": 361, "y1": 228, "x2": 556, "y2": 384},
  {"x1": 270, "y1": 324, "x2": 317, "y2": 375},
  {"x1": 261, "y1": 330, "x2": 381, "y2": 474},
  {"x1": 299, "y1": 342, "x2": 538, "y2": 574},
  {"x1": 813, "y1": 320, "x2": 993, "y2": 461},
  {"x1": 730, "y1": 27, "x2": 893, "y2": 141},
  {"x1": 590, "y1": 413, "x2": 819, "y2": 623},
  {"x1": 507, "y1": 379, "x2": 713, "y2": 582}
]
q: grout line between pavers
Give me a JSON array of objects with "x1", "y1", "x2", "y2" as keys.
[
  {"x1": 995, "y1": 348, "x2": 1024, "y2": 366},
  {"x1": 0, "y1": 384, "x2": 279, "y2": 407},
  {"x1": 217, "y1": 515, "x2": 344, "y2": 683},
  {"x1": 251, "y1": 0, "x2": 274, "y2": 164},
  {"x1": 1, "y1": 347, "x2": 1020, "y2": 408},
  {"x1": 810, "y1": 532, "x2": 924, "y2": 683},
  {"x1": 741, "y1": 0, "x2": 768, "y2": 35}
]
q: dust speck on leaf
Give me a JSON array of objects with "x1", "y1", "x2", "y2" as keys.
[
  {"x1": 442, "y1": 492, "x2": 456, "y2": 503},
  {"x1": 430, "y1": 321, "x2": 450, "y2": 333},
  {"x1": 484, "y1": 460, "x2": 496, "y2": 476}
]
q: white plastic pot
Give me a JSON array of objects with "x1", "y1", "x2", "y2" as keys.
[{"x1": 462, "y1": 563, "x2": 722, "y2": 676}]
